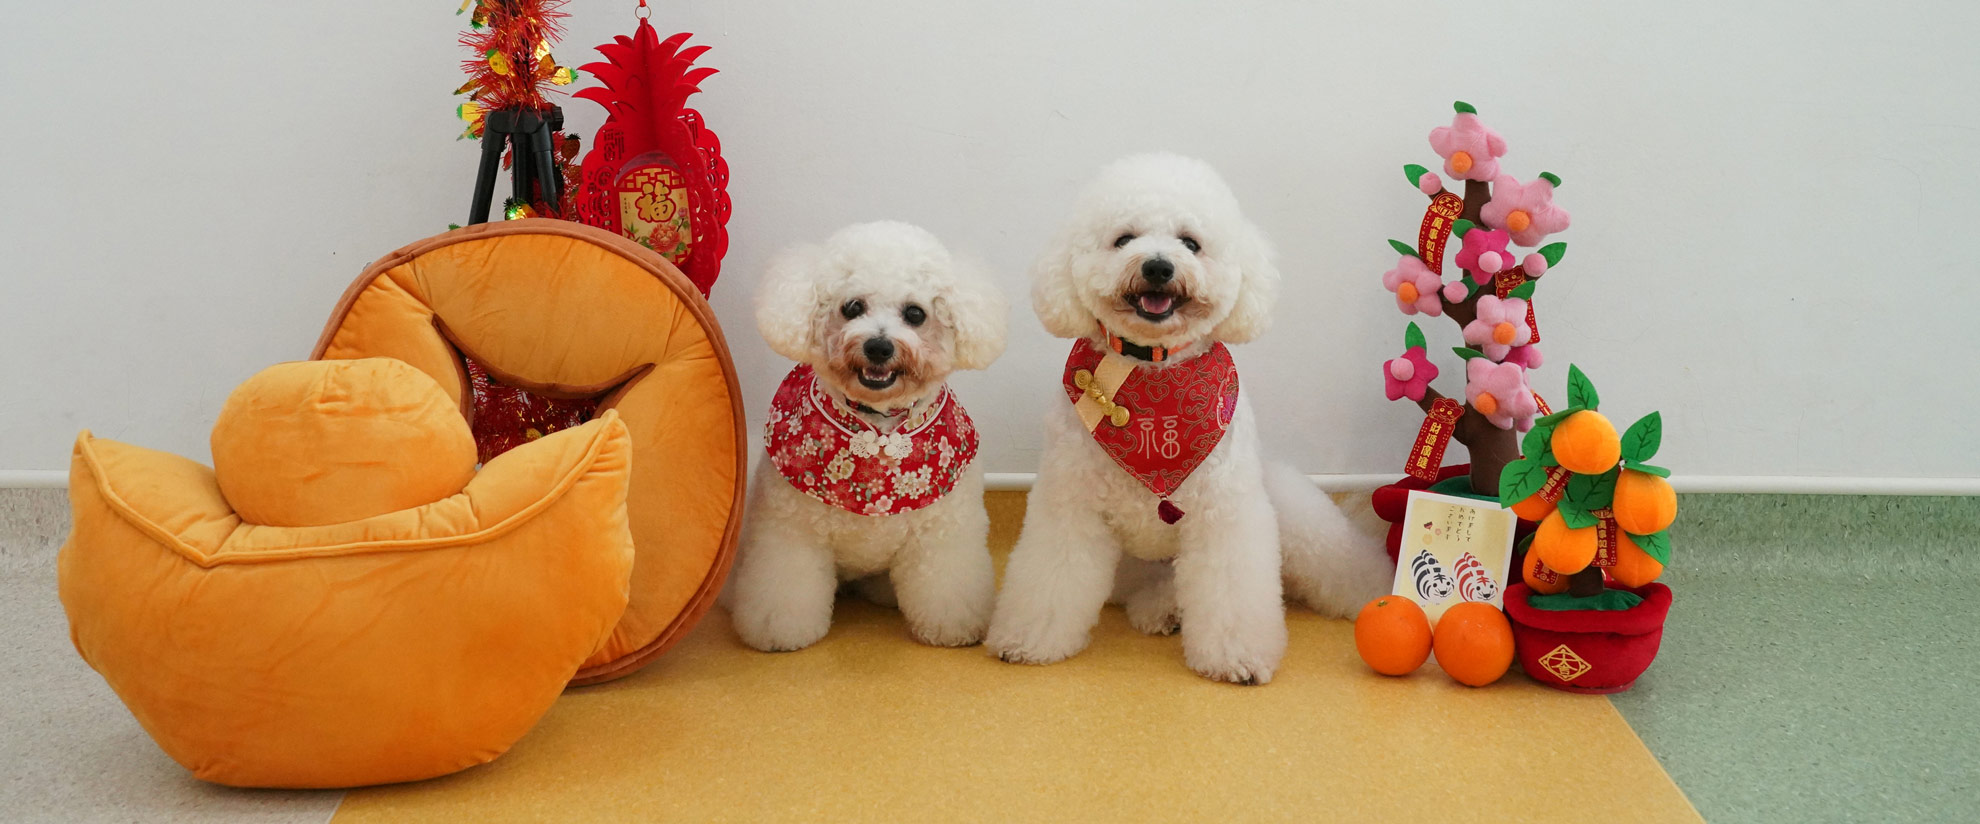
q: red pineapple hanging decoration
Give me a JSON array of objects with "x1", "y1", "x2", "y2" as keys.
[{"x1": 574, "y1": 10, "x2": 731, "y2": 295}]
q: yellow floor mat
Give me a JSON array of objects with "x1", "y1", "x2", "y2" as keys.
[{"x1": 335, "y1": 494, "x2": 1698, "y2": 823}]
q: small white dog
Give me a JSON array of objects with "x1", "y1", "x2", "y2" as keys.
[
  {"x1": 985, "y1": 154, "x2": 1393, "y2": 684},
  {"x1": 728, "y1": 222, "x2": 1008, "y2": 652}
]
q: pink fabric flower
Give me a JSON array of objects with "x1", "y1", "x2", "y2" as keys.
[
  {"x1": 1417, "y1": 170, "x2": 1445, "y2": 196},
  {"x1": 1453, "y1": 228, "x2": 1512, "y2": 284},
  {"x1": 1503, "y1": 344, "x2": 1544, "y2": 369},
  {"x1": 1384, "y1": 346, "x2": 1439, "y2": 402},
  {"x1": 1382, "y1": 255, "x2": 1443, "y2": 316},
  {"x1": 1481, "y1": 175, "x2": 1571, "y2": 247},
  {"x1": 1465, "y1": 359, "x2": 1540, "y2": 431},
  {"x1": 1428, "y1": 113, "x2": 1507, "y2": 182},
  {"x1": 1462, "y1": 295, "x2": 1532, "y2": 360}
]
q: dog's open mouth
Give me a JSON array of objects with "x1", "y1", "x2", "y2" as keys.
[
  {"x1": 856, "y1": 365, "x2": 899, "y2": 390},
  {"x1": 1125, "y1": 292, "x2": 1188, "y2": 322}
]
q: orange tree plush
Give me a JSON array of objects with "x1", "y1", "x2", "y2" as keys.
[
  {"x1": 311, "y1": 219, "x2": 744, "y2": 684},
  {"x1": 58, "y1": 358, "x2": 636, "y2": 788}
]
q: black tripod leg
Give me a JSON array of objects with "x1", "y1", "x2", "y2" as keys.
[
  {"x1": 468, "y1": 129, "x2": 506, "y2": 225},
  {"x1": 510, "y1": 131, "x2": 531, "y2": 213},
  {"x1": 530, "y1": 119, "x2": 561, "y2": 214}
]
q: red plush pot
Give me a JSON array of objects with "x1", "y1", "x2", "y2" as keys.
[{"x1": 1503, "y1": 582, "x2": 1672, "y2": 694}]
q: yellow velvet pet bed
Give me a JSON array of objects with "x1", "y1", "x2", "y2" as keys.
[
  {"x1": 59, "y1": 358, "x2": 636, "y2": 788},
  {"x1": 311, "y1": 219, "x2": 745, "y2": 684}
]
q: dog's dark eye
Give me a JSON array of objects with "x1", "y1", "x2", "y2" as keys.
[
  {"x1": 841, "y1": 299, "x2": 865, "y2": 320},
  {"x1": 1179, "y1": 236, "x2": 1201, "y2": 254},
  {"x1": 1113, "y1": 233, "x2": 1137, "y2": 248},
  {"x1": 902, "y1": 305, "x2": 927, "y2": 326}
]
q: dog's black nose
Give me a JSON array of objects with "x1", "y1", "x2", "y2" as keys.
[
  {"x1": 863, "y1": 337, "x2": 895, "y2": 364},
  {"x1": 1141, "y1": 257, "x2": 1174, "y2": 286}
]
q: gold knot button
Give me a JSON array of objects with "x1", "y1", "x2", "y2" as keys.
[{"x1": 1074, "y1": 369, "x2": 1132, "y2": 426}]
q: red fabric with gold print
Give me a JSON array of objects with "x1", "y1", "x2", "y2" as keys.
[
  {"x1": 764, "y1": 365, "x2": 977, "y2": 516},
  {"x1": 1061, "y1": 338, "x2": 1239, "y2": 506}
]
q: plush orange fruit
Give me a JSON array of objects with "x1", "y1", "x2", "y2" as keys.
[
  {"x1": 1531, "y1": 509, "x2": 1598, "y2": 575},
  {"x1": 1432, "y1": 602, "x2": 1515, "y2": 687},
  {"x1": 1522, "y1": 549, "x2": 1571, "y2": 595},
  {"x1": 1551, "y1": 410, "x2": 1621, "y2": 474},
  {"x1": 1354, "y1": 596, "x2": 1433, "y2": 676},
  {"x1": 1606, "y1": 532, "x2": 1666, "y2": 588},
  {"x1": 1509, "y1": 492, "x2": 1556, "y2": 522},
  {"x1": 1613, "y1": 469, "x2": 1677, "y2": 535}
]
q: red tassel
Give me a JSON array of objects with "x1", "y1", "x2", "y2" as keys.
[{"x1": 1157, "y1": 499, "x2": 1184, "y2": 524}]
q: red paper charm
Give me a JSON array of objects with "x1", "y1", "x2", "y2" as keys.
[
  {"x1": 1404, "y1": 397, "x2": 1465, "y2": 482},
  {"x1": 464, "y1": 357, "x2": 602, "y2": 464},
  {"x1": 574, "y1": 17, "x2": 731, "y2": 294},
  {"x1": 1416, "y1": 190, "x2": 1465, "y2": 275}
]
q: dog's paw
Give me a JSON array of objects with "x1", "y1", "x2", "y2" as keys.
[
  {"x1": 909, "y1": 618, "x2": 987, "y2": 649},
  {"x1": 732, "y1": 606, "x2": 831, "y2": 653},
  {"x1": 1183, "y1": 637, "x2": 1281, "y2": 685},
  {"x1": 984, "y1": 624, "x2": 1088, "y2": 665},
  {"x1": 1125, "y1": 593, "x2": 1180, "y2": 636}
]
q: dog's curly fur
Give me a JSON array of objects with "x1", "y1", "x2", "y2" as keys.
[
  {"x1": 728, "y1": 222, "x2": 1008, "y2": 652},
  {"x1": 985, "y1": 154, "x2": 1394, "y2": 684}
]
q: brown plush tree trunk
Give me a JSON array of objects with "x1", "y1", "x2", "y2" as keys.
[
  {"x1": 1567, "y1": 567, "x2": 1606, "y2": 597},
  {"x1": 1412, "y1": 178, "x2": 1527, "y2": 497}
]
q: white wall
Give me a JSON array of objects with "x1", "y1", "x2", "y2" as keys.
[{"x1": 4, "y1": 0, "x2": 1977, "y2": 485}]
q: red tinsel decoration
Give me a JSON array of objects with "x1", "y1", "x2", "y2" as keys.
[{"x1": 454, "y1": 0, "x2": 581, "y2": 217}]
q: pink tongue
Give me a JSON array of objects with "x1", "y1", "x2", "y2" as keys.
[{"x1": 1138, "y1": 294, "x2": 1175, "y2": 314}]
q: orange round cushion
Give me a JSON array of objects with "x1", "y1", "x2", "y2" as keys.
[
  {"x1": 311, "y1": 220, "x2": 745, "y2": 683},
  {"x1": 59, "y1": 409, "x2": 636, "y2": 788},
  {"x1": 211, "y1": 358, "x2": 477, "y2": 527}
]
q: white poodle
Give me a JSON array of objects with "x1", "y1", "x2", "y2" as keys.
[
  {"x1": 728, "y1": 222, "x2": 1008, "y2": 651},
  {"x1": 984, "y1": 154, "x2": 1393, "y2": 684}
]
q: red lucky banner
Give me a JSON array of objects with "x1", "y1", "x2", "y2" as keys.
[
  {"x1": 1416, "y1": 191, "x2": 1465, "y2": 275},
  {"x1": 1495, "y1": 266, "x2": 1541, "y2": 344},
  {"x1": 1537, "y1": 464, "x2": 1571, "y2": 503},
  {"x1": 1591, "y1": 508, "x2": 1620, "y2": 568},
  {"x1": 1404, "y1": 397, "x2": 1464, "y2": 482}
]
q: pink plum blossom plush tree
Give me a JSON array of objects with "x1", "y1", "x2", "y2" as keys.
[{"x1": 1382, "y1": 101, "x2": 1571, "y2": 496}]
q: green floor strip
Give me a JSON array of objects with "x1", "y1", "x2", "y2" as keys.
[{"x1": 1610, "y1": 494, "x2": 1980, "y2": 823}]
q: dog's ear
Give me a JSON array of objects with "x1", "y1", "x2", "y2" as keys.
[
  {"x1": 937, "y1": 259, "x2": 1009, "y2": 371},
  {"x1": 1029, "y1": 228, "x2": 1095, "y2": 338},
  {"x1": 755, "y1": 244, "x2": 826, "y2": 362},
  {"x1": 1210, "y1": 220, "x2": 1280, "y2": 344}
]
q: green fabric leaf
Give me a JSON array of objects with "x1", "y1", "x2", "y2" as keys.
[
  {"x1": 1534, "y1": 406, "x2": 1583, "y2": 427},
  {"x1": 1388, "y1": 239, "x2": 1419, "y2": 258},
  {"x1": 1631, "y1": 530, "x2": 1672, "y2": 565},
  {"x1": 1509, "y1": 281, "x2": 1536, "y2": 300},
  {"x1": 1559, "y1": 499, "x2": 1599, "y2": 529},
  {"x1": 1566, "y1": 467, "x2": 1619, "y2": 512},
  {"x1": 1625, "y1": 461, "x2": 1672, "y2": 478},
  {"x1": 1453, "y1": 101, "x2": 1477, "y2": 114},
  {"x1": 1538, "y1": 242, "x2": 1567, "y2": 267},
  {"x1": 1404, "y1": 164, "x2": 1429, "y2": 187},
  {"x1": 1404, "y1": 322, "x2": 1426, "y2": 351},
  {"x1": 1499, "y1": 458, "x2": 1548, "y2": 507},
  {"x1": 1620, "y1": 411, "x2": 1663, "y2": 464},
  {"x1": 1539, "y1": 171, "x2": 1562, "y2": 187},
  {"x1": 1453, "y1": 218, "x2": 1476, "y2": 237},
  {"x1": 1566, "y1": 364, "x2": 1600, "y2": 410},
  {"x1": 1521, "y1": 423, "x2": 1556, "y2": 465},
  {"x1": 1454, "y1": 347, "x2": 1488, "y2": 361},
  {"x1": 1527, "y1": 589, "x2": 1644, "y2": 612}
]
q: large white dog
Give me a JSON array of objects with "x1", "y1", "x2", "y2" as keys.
[
  {"x1": 985, "y1": 154, "x2": 1393, "y2": 684},
  {"x1": 728, "y1": 222, "x2": 1008, "y2": 652}
]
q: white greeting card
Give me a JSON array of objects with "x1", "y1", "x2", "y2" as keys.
[{"x1": 1391, "y1": 489, "x2": 1518, "y2": 624}]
